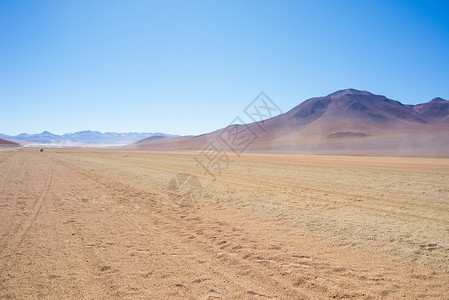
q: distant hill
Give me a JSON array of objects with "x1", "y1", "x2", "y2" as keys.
[
  {"x1": 0, "y1": 131, "x2": 178, "y2": 145},
  {"x1": 133, "y1": 89, "x2": 449, "y2": 157},
  {"x1": 411, "y1": 97, "x2": 449, "y2": 121},
  {"x1": 0, "y1": 138, "x2": 20, "y2": 147}
]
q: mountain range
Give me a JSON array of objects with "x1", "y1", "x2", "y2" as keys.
[
  {"x1": 133, "y1": 89, "x2": 449, "y2": 157},
  {"x1": 0, "y1": 131, "x2": 177, "y2": 146}
]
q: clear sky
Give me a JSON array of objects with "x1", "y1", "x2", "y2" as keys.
[{"x1": 1, "y1": 0, "x2": 448, "y2": 136}]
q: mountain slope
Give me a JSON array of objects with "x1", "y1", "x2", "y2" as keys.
[
  {"x1": 134, "y1": 89, "x2": 449, "y2": 156},
  {"x1": 0, "y1": 138, "x2": 20, "y2": 146},
  {"x1": 412, "y1": 97, "x2": 449, "y2": 121}
]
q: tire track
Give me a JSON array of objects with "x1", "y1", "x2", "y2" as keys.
[
  {"x1": 47, "y1": 154, "x2": 385, "y2": 298},
  {"x1": 75, "y1": 153, "x2": 449, "y2": 223},
  {"x1": 0, "y1": 151, "x2": 24, "y2": 188},
  {"x1": 49, "y1": 155, "x2": 311, "y2": 298},
  {"x1": 0, "y1": 154, "x2": 53, "y2": 274},
  {"x1": 56, "y1": 152, "x2": 448, "y2": 233},
  {"x1": 5, "y1": 150, "x2": 446, "y2": 298}
]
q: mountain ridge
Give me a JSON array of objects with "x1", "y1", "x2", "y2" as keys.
[
  {"x1": 133, "y1": 89, "x2": 449, "y2": 156},
  {"x1": 0, "y1": 131, "x2": 178, "y2": 145}
]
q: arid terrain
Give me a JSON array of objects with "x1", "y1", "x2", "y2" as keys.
[
  {"x1": 1, "y1": 148, "x2": 448, "y2": 299},
  {"x1": 134, "y1": 90, "x2": 449, "y2": 157}
]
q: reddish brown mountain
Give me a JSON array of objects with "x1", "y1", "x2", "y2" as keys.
[
  {"x1": 0, "y1": 138, "x2": 20, "y2": 146},
  {"x1": 133, "y1": 89, "x2": 449, "y2": 156},
  {"x1": 412, "y1": 97, "x2": 449, "y2": 122}
]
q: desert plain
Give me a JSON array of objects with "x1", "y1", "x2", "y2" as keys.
[{"x1": 0, "y1": 148, "x2": 448, "y2": 299}]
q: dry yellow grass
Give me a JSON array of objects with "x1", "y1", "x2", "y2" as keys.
[{"x1": 1, "y1": 148, "x2": 448, "y2": 298}]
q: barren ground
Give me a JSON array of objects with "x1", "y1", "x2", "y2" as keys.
[{"x1": 1, "y1": 148, "x2": 448, "y2": 299}]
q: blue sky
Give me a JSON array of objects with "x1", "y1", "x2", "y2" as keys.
[{"x1": 1, "y1": 0, "x2": 448, "y2": 136}]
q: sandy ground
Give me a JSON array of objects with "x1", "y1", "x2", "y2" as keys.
[{"x1": 1, "y1": 148, "x2": 448, "y2": 299}]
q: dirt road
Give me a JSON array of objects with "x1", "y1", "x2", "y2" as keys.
[{"x1": 1, "y1": 149, "x2": 448, "y2": 298}]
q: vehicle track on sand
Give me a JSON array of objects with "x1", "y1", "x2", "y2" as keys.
[
  {"x1": 2, "y1": 149, "x2": 448, "y2": 298},
  {"x1": 58, "y1": 153, "x2": 449, "y2": 224},
  {"x1": 0, "y1": 152, "x2": 53, "y2": 274},
  {"x1": 0, "y1": 151, "x2": 24, "y2": 188},
  {"x1": 50, "y1": 155, "x2": 311, "y2": 298},
  {"x1": 49, "y1": 154, "x2": 449, "y2": 298}
]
